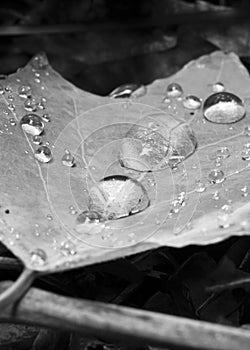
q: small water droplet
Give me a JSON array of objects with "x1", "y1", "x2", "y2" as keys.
[
  {"x1": 69, "y1": 205, "x2": 77, "y2": 215},
  {"x1": 9, "y1": 118, "x2": 16, "y2": 126},
  {"x1": 75, "y1": 210, "x2": 104, "y2": 235},
  {"x1": 62, "y1": 151, "x2": 75, "y2": 167},
  {"x1": 203, "y1": 92, "x2": 245, "y2": 124},
  {"x1": 216, "y1": 146, "x2": 230, "y2": 160},
  {"x1": 166, "y1": 83, "x2": 183, "y2": 98},
  {"x1": 244, "y1": 126, "x2": 250, "y2": 137},
  {"x1": 212, "y1": 82, "x2": 225, "y2": 93},
  {"x1": 217, "y1": 213, "x2": 230, "y2": 228},
  {"x1": 109, "y1": 83, "x2": 146, "y2": 99},
  {"x1": 34, "y1": 145, "x2": 52, "y2": 163},
  {"x1": 241, "y1": 147, "x2": 250, "y2": 161},
  {"x1": 7, "y1": 95, "x2": 14, "y2": 102},
  {"x1": 60, "y1": 240, "x2": 77, "y2": 256},
  {"x1": 5, "y1": 85, "x2": 12, "y2": 92},
  {"x1": 8, "y1": 104, "x2": 15, "y2": 111},
  {"x1": 31, "y1": 53, "x2": 49, "y2": 70},
  {"x1": 183, "y1": 95, "x2": 202, "y2": 110},
  {"x1": 30, "y1": 249, "x2": 47, "y2": 267},
  {"x1": 241, "y1": 185, "x2": 248, "y2": 197},
  {"x1": 208, "y1": 169, "x2": 225, "y2": 184},
  {"x1": 195, "y1": 180, "x2": 206, "y2": 193},
  {"x1": 46, "y1": 214, "x2": 53, "y2": 220},
  {"x1": 34, "y1": 78, "x2": 41, "y2": 84},
  {"x1": 24, "y1": 97, "x2": 38, "y2": 112},
  {"x1": 32, "y1": 135, "x2": 42, "y2": 145},
  {"x1": 212, "y1": 190, "x2": 220, "y2": 200},
  {"x1": 41, "y1": 113, "x2": 51, "y2": 122},
  {"x1": 162, "y1": 97, "x2": 170, "y2": 104},
  {"x1": 20, "y1": 114, "x2": 44, "y2": 136},
  {"x1": 18, "y1": 85, "x2": 32, "y2": 98},
  {"x1": 0, "y1": 84, "x2": 4, "y2": 94}
]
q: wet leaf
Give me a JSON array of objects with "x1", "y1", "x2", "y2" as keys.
[{"x1": 0, "y1": 51, "x2": 250, "y2": 273}]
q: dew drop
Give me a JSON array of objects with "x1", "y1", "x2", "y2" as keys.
[
  {"x1": 18, "y1": 85, "x2": 32, "y2": 98},
  {"x1": 8, "y1": 104, "x2": 15, "y2": 112},
  {"x1": 61, "y1": 151, "x2": 75, "y2": 167},
  {"x1": 217, "y1": 213, "x2": 230, "y2": 228},
  {"x1": 20, "y1": 114, "x2": 44, "y2": 136},
  {"x1": 24, "y1": 97, "x2": 38, "y2": 112},
  {"x1": 216, "y1": 146, "x2": 230, "y2": 160},
  {"x1": 203, "y1": 92, "x2": 245, "y2": 124},
  {"x1": 244, "y1": 126, "x2": 250, "y2": 137},
  {"x1": 69, "y1": 205, "x2": 78, "y2": 215},
  {"x1": 0, "y1": 84, "x2": 4, "y2": 94},
  {"x1": 34, "y1": 145, "x2": 52, "y2": 163},
  {"x1": 9, "y1": 118, "x2": 16, "y2": 126},
  {"x1": 60, "y1": 240, "x2": 77, "y2": 256},
  {"x1": 34, "y1": 78, "x2": 41, "y2": 84},
  {"x1": 212, "y1": 82, "x2": 225, "y2": 93},
  {"x1": 241, "y1": 145, "x2": 250, "y2": 161},
  {"x1": 75, "y1": 210, "x2": 104, "y2": 235},
  {"x1": 32, "y1": 135, "x2": 42, "y2": 145},
  {"x1": 182, "y1": 95, "x2": 202, "y2": 110},
  {"x1": 109, "y1": 83, "x2": 146, "y2": 99},
  {"x1": 31, "y1": 53, "x2": 49, "y2": 70},
  {"x1": 89, "y1": 175, "x2": 149, "y2": 220},
  {"x1": 195, "y1": 180, "x2": 206, "y2": 193},
  {"x1": 41, "y1": 113, "x2": 51, "y2": 122},
  {"x1": 212, "y1": 190, "x2": 220, "y2": 200},
  {"x1": 30, "y1": 249, "x2": 47, "y2": 267},
  {"x1": 208, "y1": 169, "x2": 225, "y2": 184},
  {"x1": 8, "y1": 95, "x2": 14, "y2": 102},
  {"x1": 166, "y1": 83, "x2": 183, "y2": 98},
  {"x1": 241, "y1": 185, "x2": 248, "y2": 197},
  {"x1": 46, "y1": 214, "x2": 53, "y2": 220}
]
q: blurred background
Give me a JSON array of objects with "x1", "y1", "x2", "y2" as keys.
[{"x1": 0, "y1": 0, "x2": 250, "y2": 95}]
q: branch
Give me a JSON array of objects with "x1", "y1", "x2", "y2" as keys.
[{"x1": 1, "y1": 282, "x2": 250, "y2": 350}]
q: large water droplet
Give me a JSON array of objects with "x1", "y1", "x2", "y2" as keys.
[
  {"x1": 20, "y1": 114, "x2": 44, "y2": 136},
  {"x1": 212, "y1": 82, "x2": 225, "y2": 93},
  {"x1": 208, "y1": 169, "x2": 225, "y2": 184},
  {"x1": 166, "y1": 83, "x2": 183, "y2": 98},
  {"x1": 61, "y1": 150, "x2": 75, "y2": 167},
  {"x1": 203, "y1": 92, "x2": 245, "y2": 124},
  {"x1": 182, "y1": 95, "x2": 202, "y2": 110},
  {"x1": 109, "y1": 84, "x2": 146, "y2": 99},
  {"x1": 34, "y1": 145, "x2": 52, "y2": 163},
  {"x1": 30, "y1": 248, "x2": 47, "y2": 267},
  {"x1": 18, "y1": 85, "x2": 32, "y2": 98},
  {"x1": 31, "y1": 53, "x2": 49, "y2": 70},
  {"x1": 89, "y1": 175, "x2": 149, "y2": 220}
]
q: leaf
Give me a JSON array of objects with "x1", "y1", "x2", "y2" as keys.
[{"x1": 0, "y1": 51, "x2": 250, "y2": 274}]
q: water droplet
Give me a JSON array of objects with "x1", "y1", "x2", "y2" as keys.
[
  {"x1": 18, "y1": 85, "x2": 32, "y2": 98},
  {"x1": 34, "y1": 78, "x2": 41, "y2": 84},
  {"x1": 5, "y1": 85, "x2": 12, "y2": 92},
  {"x1": 46, "y1": 214, "x2": 53, "y2": 220},
  {"x1": 89, "y1": 175, "x2": 149, "y2": 220},
  {"x1": 20, "y1": 114, "x2": 44, "y2": 136},
  {"x1": 241, "y1": 146, "x2": 250, "y2": 161},
  {"x1": 41, "y1": 113, "x2": 51, "y2": 123},
  {"x1": 34, "y1": 145, "x2": 52, "y2": 163},
  {"x1": 30, "y1": 249, "x2": 47, "y2": 267},
  {"x1": 203, "y1": 92, "x2": 245, "y2": 124},
  {"x1": 60, "y1": 240, "x2": 77, "y2": 256},
  {"x1": 32, "y1": 135, "x2": 42, "y2": 145},
  {"x1": 8, "y1": 95, "x2": 14, "y2": 102},
  {"x1": 212, "y1": 190, "x2": 220, "y2": 200},
  {"x1": 69, "y1": 205, "x2": 78, "y2": 215},
  {"x1": 0, "y1": 84, "x2": 4, "y2": 94},
  {"x1": 195, "y1": 180, "x2": 206, "y2": 193},
  {"x1": 75, "y1": 210, "x2": 104, "y2": 235},
  {"x1": 217, "y1": 213, "x2": 230, "y2": 228},
  {"x1": 208, "y1": 169, "x2": 225, "y2": 184},
  {"x1": 166, "y1": 83, "x2": 183, "y2": 98},
  {"x1": 9, "y1": 118, "x2": 16, "y2": 126},
  {"x1": 31, "y1": 53, "x2": 49, "y2": 70},
  {"x1": 241, "y1": 185, "x2": 248, "y2": 197},
  {"x1": 221, "y1": 204, "x2": 233, "y2": 213},
  {"x1": 61, "y1": 151, "x2": 75, "y2": 167},
  {"x1": 183, "y1": 95, "x2": 202, "y2": 110},
  {"x1": 109, "y1": 83, "x2": 146, "y2": 99},
  {"x1": 8, "y1": 104, "x2": 15, "y2": 111},
  {"x1": 216, "y1": 146, "x2": 230, "y2": 160},
  {"x1": 244, "y1": 126, "x2": 250, "y2": 137},
  {"x1": 212, "y1": 82, "x2": 225, "y2": 93},
  {"x1": 24, "y1": 97, "x2": 38, "y2": 112},
  {"x1": 162, "y1": 97, "x2": 170, "y2": 104}
]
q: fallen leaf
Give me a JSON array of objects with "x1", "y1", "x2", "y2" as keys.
[{"x1": 0, "y1": 51, "x2": 250, "y2": 274}]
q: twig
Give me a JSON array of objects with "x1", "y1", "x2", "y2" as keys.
[
  {"x1": 0, "y1": 268, "x2": 36, "y2": 310},
  {"x1": 1, "y1": 281, "x2": 250, "y2": 350},
  {"x1": 0, "y1": 9, "x2": 248, "y2": 36}
]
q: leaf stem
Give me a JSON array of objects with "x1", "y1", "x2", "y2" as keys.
[{"x1": 0, "y1": 267, "x2": 36, "y2": 310}]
